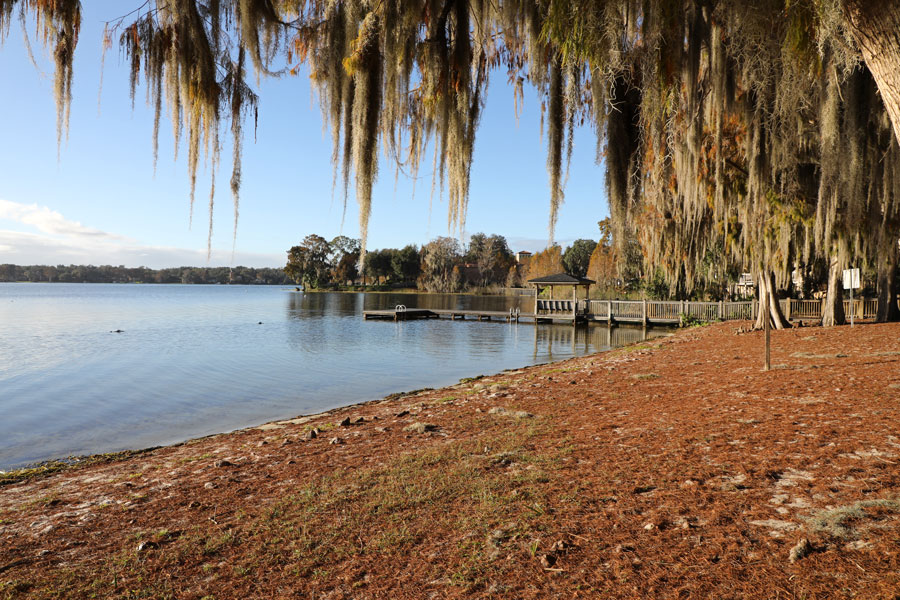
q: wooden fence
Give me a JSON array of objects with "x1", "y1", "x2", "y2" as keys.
[
  {"x1": 534, "y1": 296, "x2": 892, "y2": 324},
  {"x1": 780, "y1": 298, "x2": 881, "y2": 321}
]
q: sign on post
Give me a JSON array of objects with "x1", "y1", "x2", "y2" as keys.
[
  {"x1": 842, "y1": 268, "x2": 860, "y2": 327},
  {"x1": 842, "y1": 268, "x2": 860, "y2": 291}
]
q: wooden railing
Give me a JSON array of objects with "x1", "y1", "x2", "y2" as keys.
[
  {"x1": 589, "y1": 300, "x2": 610, "y2": 318},
  {"x1": 786, "y1": 299, "x2": 822, "y2": 319},
  {"x1": 842, "y1": 298, "x2": 878, "y2": 319},
  {"x1": 685, "y1": 301, "x2": 721, "y2": 322},
  {"x1": 533, "y1": 296, "x2": 892, "y2": 324},
  {"x1": 611, "y1": 300, "x2": 644, "y2": 320},
  {"x1": 779, "y1": 298, "x2": 880, "y2": 321},
  {"x1": 723, "y1": 301, "x2": 753, "y2": 320},
  {"x1": 648, "y1": 301, "x2": 681, "y2": 321}
]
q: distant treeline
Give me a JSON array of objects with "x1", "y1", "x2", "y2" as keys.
[
  {"x1": 283, "y1": 222, "x2": 761, "y2": 300},
  {"x1": 0, "y1": 264, "x2": 290, "y2": 285},
  {"x1": 285, "y1": 231, "x2": 615, "y2": 294}
]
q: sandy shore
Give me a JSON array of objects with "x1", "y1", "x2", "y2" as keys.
[{"x1": 2, "y1": 321, "x2": 899, "y2": 598}]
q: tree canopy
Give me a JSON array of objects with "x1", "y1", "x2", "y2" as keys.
[
  {"x1": 285, "y1": 234, "x2": 331, "y2": 288},
  {"x1": 562, "y1": 238, "x2": 595, "y2": 278},
  {"x1": 4, "y1": 0, "x2": 900, "y2": 322}
]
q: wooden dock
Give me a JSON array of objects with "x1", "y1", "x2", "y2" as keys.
[
  {"x1": 363, "y1": 306, "x2": 581, "y2": 323},
  {"x1": 363, "y1": 297, "x2": 889, "y2": 326},
  {"x1": 363, "y1": 308, "x2": 441, "y2": 321}
]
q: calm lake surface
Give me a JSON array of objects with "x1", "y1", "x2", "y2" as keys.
[{"x1": 0, "y1": 283, "x2": 665, "y2": 469}]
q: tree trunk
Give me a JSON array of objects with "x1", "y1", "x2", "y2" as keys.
[
  {"x1": 875, "y1": 250, "x2": 900, "y2": 322},
  {"x1": 754, "y1": 271, "x2": 789, "y2": 330},
  {"x1": 821, "y1": 258, "x2": 846, "y2": 327},
  {"x1": 843, "y1": 1, "x2": 900, "y2": 147}
]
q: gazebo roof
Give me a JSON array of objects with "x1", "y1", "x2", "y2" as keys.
[{"x1": 527, "y1": 273, "x2": 595, "y2": 286}]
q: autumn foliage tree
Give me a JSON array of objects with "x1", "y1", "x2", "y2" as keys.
[
  {"x1": 524, "y1": 246, "x2": 564, "y2": 282},
  {"x1": 587, "y1": 242, "x2": 618, "y2": 296}
]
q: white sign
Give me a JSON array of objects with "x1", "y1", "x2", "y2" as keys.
[{"x1": 842, "y1": 268, "x2": 860, "y2": 290}]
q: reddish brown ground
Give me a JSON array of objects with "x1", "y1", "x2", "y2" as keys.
[{"x1": 2, "y1": 321, "x2": 900, "y2": 599}]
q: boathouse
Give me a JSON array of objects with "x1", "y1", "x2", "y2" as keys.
[{"x1": 527, "y1": 273, "x2": 595, "y2": 322}]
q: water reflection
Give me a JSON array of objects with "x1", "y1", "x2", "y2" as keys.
[
  {"x1": 283, "y1": 291, "x2": 666, "y2": 363},
  {"x1": 532, "y1": 320, "x2": 656, "y2": 360},
  {"x1": 0, "y1": 285, "x2": 671, "y2": 469}
]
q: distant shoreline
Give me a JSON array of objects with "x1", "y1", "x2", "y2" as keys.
[
  {"x1": 0, "y1": 280, "x2": 532, "y2": 296},
  {"x1": 0, "y1": 264, "x2": 288, "y2": 285}
]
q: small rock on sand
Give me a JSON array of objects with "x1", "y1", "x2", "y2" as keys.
[{"x1": 136, "y1": 541, "x2": 159, "y2": 552}]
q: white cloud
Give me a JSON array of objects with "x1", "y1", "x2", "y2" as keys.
[
  {"x1": 505, "y1": 236, "x2": 582, "y2": 253},
  {"x1": 0, "y1": 200, "x2": 283, "y2": 268},
  {"x1": 0, "y1": 199, "x2": 129, "y2": 241},
  {"x1": 0, "y1": 230, "x2": 283, "y2": 268}
]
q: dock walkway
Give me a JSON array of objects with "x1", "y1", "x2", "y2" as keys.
[
  {"x1": 363, "y1": 297, "x2": 887, "y2": 325},
  {"x1": 364, "y1": 307, "x2": 574, "y2": 323}
]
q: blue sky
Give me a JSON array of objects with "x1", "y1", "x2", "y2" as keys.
[{"x1": 0, "y1": 2, "x2": 609, "y2": 269}]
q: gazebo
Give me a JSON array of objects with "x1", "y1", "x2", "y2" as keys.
[{"x1": 527, "y1": 273, "x2": 595, "y2": 320}]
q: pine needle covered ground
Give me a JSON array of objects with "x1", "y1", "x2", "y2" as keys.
[{"x1": 2, "y1": 322, "x2": 899, "y2": 598}]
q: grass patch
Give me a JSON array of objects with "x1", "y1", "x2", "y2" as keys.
[
  {"x1": 608, "y1": 343, "x2": 653, "y2": 356},
  {"x1": 236, "y1": 423, "x2": 561, "y2": 586},
  {"x1": 679, "y1": 314, "x2": 715, "y2": 328},
  {"x1": 0, "y1": 449, "x2": 158, "y2": 487},
  {"x1": 177, "y1": 452, "x2": 214, "y2": 464},
  {"x1": 16, "y1": 420, "x2": 564, "y2": 597},
  {"x1": 382, "y1": 387, "x2": 434, "y2": 402},
  {"x1": 543, "y1": 367, "x2": 578, "y2": 375},
  {"x1": 805, "y1": 498, "x2": 900, "y2": 539}
]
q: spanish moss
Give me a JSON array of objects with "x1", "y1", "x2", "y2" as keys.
[{"x1": 3, "y1": 0, "x2": 898, "y2": 313}]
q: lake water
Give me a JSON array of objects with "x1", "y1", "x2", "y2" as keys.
[{"x1": 0, "y1": 283, "x2": 663, "y2": 469}]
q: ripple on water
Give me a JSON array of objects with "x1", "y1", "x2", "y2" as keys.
[{"x1": 0, "y1": 284, "x2": 663, "y2": 468}]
